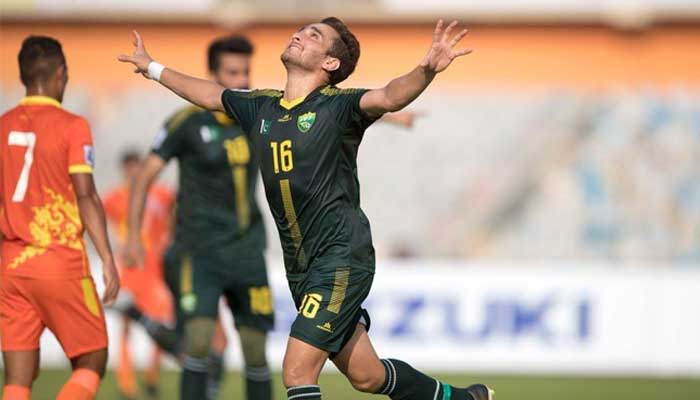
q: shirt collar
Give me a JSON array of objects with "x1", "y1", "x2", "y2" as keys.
[{"x1": 19, "y1": 96, "x2": 62, "y2": 108}]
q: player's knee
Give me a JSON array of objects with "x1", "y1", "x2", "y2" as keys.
[
  {"x1": 238, "y1": 326, "x2": 268, "y2": 368},
  {"x1": 71, "y1": 348, "x2": 108, "y2": 378},
  {"x1": 346, "y1": 369, "x2": 385, "y2": 393},
  {"x1": 183, "y1": 318, "x2": 216, "y2": 358},
  {"x1": 282, "y1": 363, "x2": 312, "y2": 388}
]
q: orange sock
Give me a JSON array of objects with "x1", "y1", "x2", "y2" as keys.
[
  {"x1": 2, "y1": 384, "x2": 30, "y2": 400},
  {"x1": 56, "y1": 368, "x2": 101, "y2": 400},
  {"x1": 117, "y1": 331, "x2": 138, "y2": 396}
]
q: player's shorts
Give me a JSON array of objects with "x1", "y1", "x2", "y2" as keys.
[
  {"x1": 287, "y1": 265, "x2": 374, "y2": 357},
  {"x1": 163, "y1": 245, "x2": 274, "y2": 333},
  {"x1": 119, "y1": 251, "x2": 173, "y2": 323},
  {"x1": 0, "y1": 275, "x2": 108, "y2": 358}
]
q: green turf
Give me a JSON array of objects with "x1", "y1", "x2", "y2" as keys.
[{"x1": 7, "y1": 369, "x2": 700, "y2": 399}]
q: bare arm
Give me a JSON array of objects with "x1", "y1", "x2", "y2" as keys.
[
  {"x1": 71, "y1": 173, "x2": 120, "y2": 304},
  {"x1": 360, "y1": 20, "x2": 471, "y2": 117},
  {"x1": 118, "y1": 31, "x2": 225, "y2": 112},
  {"x1": 124, "y1": 154, "x2": 166, "y2": 266}
]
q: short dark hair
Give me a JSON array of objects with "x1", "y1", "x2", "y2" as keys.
[
  {"x1": 207, "y1": 35, "x2": 254, "y2": 73},
  {"x1": 120, "y1": 149, "x2": 141, "y2": 166},
  {"x1": 321, "y1": 17, "x2": 360, "y2": 85},
  {"x1": 18, "y1": 36, "x2": 66, "y2": 87}
]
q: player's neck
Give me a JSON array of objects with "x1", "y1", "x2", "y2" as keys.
[
  {"x1": 25, "y1": 84, "x2": 61, "y2": 103},
  {"x1": 283, "y1": 70, "x2": 327, "y2": 102}
]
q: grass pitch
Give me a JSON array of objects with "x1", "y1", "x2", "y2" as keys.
[{"x1": 9, "y1": 369, "x2": 699, "y2": 400}]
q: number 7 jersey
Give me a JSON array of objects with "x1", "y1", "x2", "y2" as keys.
[{"x1": 0, "y1": 96, "x2": 94, "y2": 279}]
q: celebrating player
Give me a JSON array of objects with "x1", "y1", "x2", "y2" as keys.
[
  {"x1": 119, "y1": 17, "x2": 493, "y2": 400},
  {"x1": 103, "y1": 150, "x2": 175, "y2": 399},
  {"x1": 1, "y1": 36, "x2": 119, "y2": 400},
  {"x1": 122, "y1": 35, "x2": 275, "y2": 400}
]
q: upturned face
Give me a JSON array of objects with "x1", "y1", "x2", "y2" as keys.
[{"x1": 280, "y1": 23, "x2": 341, "y2": 77}]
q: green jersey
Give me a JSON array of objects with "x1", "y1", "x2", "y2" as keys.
[
  {"x1": 221, "y1": 85, "x2": 380, "y2": 276},
  {"x1": 152, "y1": 106, "x2": 266, "y2": 257}
]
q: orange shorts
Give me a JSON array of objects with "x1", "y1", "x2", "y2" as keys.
[
  {"x1": 120, "y1": 264, "x2": 173, "y2": 323},
  {"x1": 0, "y1": 275, "x2": 107, "y2": 358}
]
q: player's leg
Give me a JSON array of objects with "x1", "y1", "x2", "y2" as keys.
[
  {"x1": 116, "y1": 316, "x2": 138, "y2": 399},
  {"x1": 1, "y1": 276, "x2": 46, "y2": 399},
  {"x1": 332, "y1": 322, "x2": 494, "y2": 400},
  {"x1": 145, "y1": 347, "x2": 163, "y2": 398},
  {"x1": 56, "y1": 348, "x2": 107, "y2": 400},
  {"x1": 40, "y1": 277, "x2": 108, "y2": 400},
  {"x1": 174, "y1": 251, "x2": 223, "y2": 400},
  {"x1": 223, "y1": 255, "x2": 275, "y2": 400},
  {"x1": 2, "y1": 351, "x2": 39, "y2": 400},
  {"x1": 282, "y1": 337, "x2": 328, "y2": 400},
  {"x1": 206, "y1": 316, "x2": 228, "y2": 400}
]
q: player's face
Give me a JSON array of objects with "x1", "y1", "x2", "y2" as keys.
[
  {"x1": 212, "y1": 53, "x2": 251, "y2": 90},
  {"x1": 281, "y1": 23, "x2": 340, "y2": 77},
  {"x1": 122, "y1": 160, "x2": 142, "y2": 182}
]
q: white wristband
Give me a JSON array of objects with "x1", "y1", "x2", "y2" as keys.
[{"x1": 147, "y1": 61, "x2": 165, "y2": 81}]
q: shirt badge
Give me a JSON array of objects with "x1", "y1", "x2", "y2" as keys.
[{"x1": 297, "y1": 111, "x2": 316, "y2": 133}]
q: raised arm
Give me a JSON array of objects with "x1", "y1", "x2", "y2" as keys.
[
  {"x1": 118, "y1": 31, "x2": 225, "y2": 112},
  {"x1": 123, "y1": 154, "x2": 166, "y2": 267},
  {"x1": 72, "y1": 173, "x2": 120, "y2": 305},
  {"x1": 360, "y1": 20, "x2": 471, "y2": 117}
]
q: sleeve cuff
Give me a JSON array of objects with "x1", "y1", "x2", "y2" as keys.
[{"x1": 69, "y1": 164, "x2": 93, "y2": 174}]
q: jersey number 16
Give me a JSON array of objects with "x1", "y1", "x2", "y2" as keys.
[{"x1": 270, "y1": 140, "x2": 293, "y2": 173}]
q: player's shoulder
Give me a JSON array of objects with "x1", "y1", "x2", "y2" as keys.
[
  {"x1": 164, "y1": 104, "x2": 206, "y2": 133},
  {"x1": 226, "y1": 88, "x2": 283, "y2": 100},
  {"x1": 319, "y1": 86, "x2": 367, "y2": 98}
]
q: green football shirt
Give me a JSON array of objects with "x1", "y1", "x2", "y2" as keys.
[
  {"x1": 152, "y1": 105, "x2": 266, "y2": 258},
  {"x1": 221, "y1": 85, "x2": 381, "y2": 276}
]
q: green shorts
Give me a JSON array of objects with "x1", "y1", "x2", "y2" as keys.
[
  {"x1": 287, "y1": 266, "x2": 374, "y2": 357},
  {"x1": 164, "y1": 245, "x2": 274, "y2": 334}
]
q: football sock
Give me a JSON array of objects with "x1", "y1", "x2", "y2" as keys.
[
  {"x1": 144, "y1": 348, "x2": 161, "y2": 396},
  {"x1": 245, "y1": 365, "x2": 273, "y2": 400},
  {"x1": 377, "y1": 359, "x2": 474, "y2": 400},
  {"x1": 206, "y1": 351, "x2": 225, "y2": 400},
  {"x1": 2, "y1": 384, "x2": 30, "y2": 400},
  {"x1": 56, "y1": 368, "x2": 101, "y2": 400},
  {"x1": 181, "y1": 356, "x2": 209, "y2": 400},
  {"x1": 117, "y1": 332, "x2": 138, "y2": 398},
  {"x1": 287, "y1": 385, "x2": 322, "y2": 400}
]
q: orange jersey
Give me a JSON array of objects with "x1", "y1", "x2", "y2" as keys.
[
  {"x1": 103, "y1": 183, "x2": 174, "y2": 255},
  {"x1": 0, "y1": 96, "x2": 95, "y2": 279}
]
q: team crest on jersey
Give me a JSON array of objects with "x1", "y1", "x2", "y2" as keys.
[
  {"x1": 297, "y1": 112, "x2": 316, "y2": 133},
  {"x1": 200, "y1": 126, "x2": 220, "y2": 142},
  {"x1": 83, "y1": 145, "x2": 95, "y2": 167}
]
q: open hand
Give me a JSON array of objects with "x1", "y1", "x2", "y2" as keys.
[
  {"x1": 420, "y1": 20, "x2": 472, "y2": 74},
  {"x1": 122, "y1": 235, "x2": 145, "y2": 268},
  {"x1": 117, "y1": 31, "x2": 154, "y2": 78}
]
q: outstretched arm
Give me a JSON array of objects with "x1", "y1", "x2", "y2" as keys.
[
  {"x1": 360, "y1": 20, "x2": 471, "y2": 117},
  {"x1": 118, "y1": 31, "x2": 225, "y2": 111}
]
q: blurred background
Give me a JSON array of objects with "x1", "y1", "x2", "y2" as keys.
[{"x1": 1, "y1": 0, "x2": 700, "y2": 399}]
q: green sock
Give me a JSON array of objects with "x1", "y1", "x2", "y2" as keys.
[
  {"x1": 182, "y1": 356, "x2": 209, "y2": 400},
  {"x1": 245, "y1": 366, "x2": 272, "y2": 400},
  {"x1": 377, "y1": 359, "x2": 473, "y2": 400}
]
